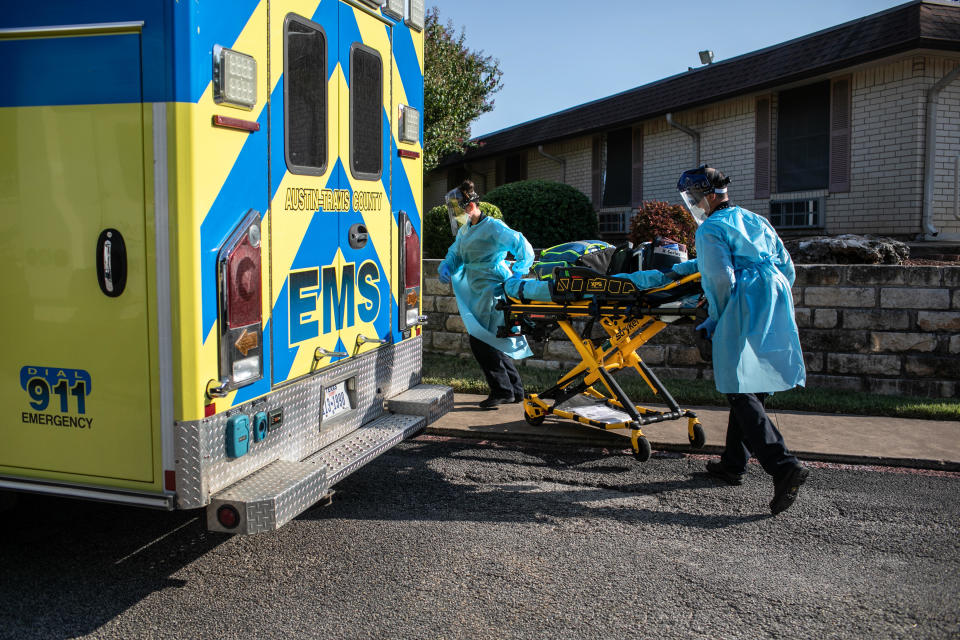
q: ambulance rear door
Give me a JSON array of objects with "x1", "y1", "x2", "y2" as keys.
[
  {"x1": 0, "y1": 24, "x2": 157, "y2": 487},
  {"x1": 336, "y1": 3, "x2": 394, "y2": 358},
  {"x1": 269, "y1": 1, "x2": 393, "y2": 386}
]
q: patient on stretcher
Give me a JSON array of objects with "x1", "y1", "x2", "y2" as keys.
[{"x1": 503, "y1": 258, "x2": 699, "y2": 303}]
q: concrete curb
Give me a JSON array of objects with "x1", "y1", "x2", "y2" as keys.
[
  {"x1": 424, "y1": 425, "x2": 960, "y2": 472},
  {"x1": 424, "y1": 394, "x2": 960, "y2": 472}
]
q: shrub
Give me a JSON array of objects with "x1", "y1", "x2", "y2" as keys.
[
  {"x1": 483, "y1": 180, "x2": 597, "y2": 249},
  {"x1": 628, "y1": 201, "x2": 698, "y2": 255},
  {"x1": 422, "y1": 201, "x2": 503, "y2": 259}
]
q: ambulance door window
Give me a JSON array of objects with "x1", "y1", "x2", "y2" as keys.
[
  {"x1": 285, "y1": 15, "x2": 327, "y2": 175},
  {"x1": 349, "y1": 43, "x2": 382, "y2": 181}
]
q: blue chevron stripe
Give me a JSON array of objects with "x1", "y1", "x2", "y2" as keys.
[
  {"x1": 391, "y1": 24, "x2": 424, "y2": 145},
  {"x1": 1, "y1": 0, "x2": 260, "y2": 105},
  {"x1": 199, "y1": 105, "x2": 270, "y2": 338}
]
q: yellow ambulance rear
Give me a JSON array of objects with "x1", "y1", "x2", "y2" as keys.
[{"x1": 0, "y1": 0, "x2": 449, "y2": 534}]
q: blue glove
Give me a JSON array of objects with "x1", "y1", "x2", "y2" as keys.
[
  {"x1": 671, "y1": 259, "x2": 699, "y2": 277},
  {"x1": 696, "y1": 317, "x2": 717, "y2": 339},
  {"x1": 438, "y1": 262, "x2": 452, "y2": 284}
]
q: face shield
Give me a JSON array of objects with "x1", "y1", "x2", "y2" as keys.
[
  {"x1": 677, "y1": 169, "x2": 717, "y2": 226},
  {"x1": 679, "y1": 187, "x2": 711, "y2": 225},
  {"x1": 445, "y1": 188, "x2": 468, "y2": 235},
  {"x1": 677, "y1": 165, "x2": 731, "y2": 225}
]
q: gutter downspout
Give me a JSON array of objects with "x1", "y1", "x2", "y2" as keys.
[
  {"x1": 955, "y1": 153, "x2": 960, "y2": 221},
  {"x1": 666, "y1": 113, "x2": 700, "y2": 166},
  {"x1": 922, "y1": 64, "x2": 960, "y2": 239},
  {"x1": 537, "y1": 145, "x2": 566, "y2": 183}
]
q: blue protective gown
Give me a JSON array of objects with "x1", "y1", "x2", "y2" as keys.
[
  {"x1": 695, "y1": 205, "x2": 806, "y2": 394},
  {"x1": 441, "y1": 216, "x2": 535, "y2": 358}
]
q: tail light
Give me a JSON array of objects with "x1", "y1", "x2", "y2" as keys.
[
  {"x1": 398, "y1": 211, "x2": 421, "y2": 330},
  {"x1": 216, "y1": 209, "x2": 264, "y2": 391}
]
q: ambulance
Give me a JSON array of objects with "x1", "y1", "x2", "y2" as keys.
[{"x1": 0, "y1": 0, "x2": 450, "y2": 534}]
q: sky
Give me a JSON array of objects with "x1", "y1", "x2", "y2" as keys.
[{"x1": 435, "y1": 0, "x2": 911, "y2": 138}]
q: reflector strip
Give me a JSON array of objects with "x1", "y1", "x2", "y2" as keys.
[
  {"x1": 164, "y1": 469, "x2": 176, "y2": 491},
  {"x1": 397, "y1": 149, "x2": 420, "y2": 159},
  {"x1": 212, "y1": 115, "x2": 260, "y2": 132}
]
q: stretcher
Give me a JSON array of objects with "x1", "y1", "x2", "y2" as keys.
[{"x1": 497, "y1": 267, "x2": 707, "y2": 461}]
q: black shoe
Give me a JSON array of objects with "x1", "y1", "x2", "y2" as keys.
[
  {"x1": 705, "y1": 461, "x2": 745, "y2": 486},
  {"x1": 478, "y1": 395, "x2": 513, "y2": 409},
  {"x1": 512, "y1": 393, "x2": 525, "y2": 403},
  {"x1": 770, "y1": 465, "x2": 810, "y2": 515}
]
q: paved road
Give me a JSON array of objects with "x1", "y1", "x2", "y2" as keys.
[{"x1": 1, "y1": 436, "x2": 958, "y2": 640}]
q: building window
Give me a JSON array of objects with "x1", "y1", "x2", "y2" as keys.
[
  {"x1": 598, "y1": 211, "x2": 630, "y2": 234},
  {"x1": 496, "y1": 153, "x2": 526, "y2": 186},
  {"x1": 284, "y1": 14, "x2": 327, "y2": 175},
  {"x1": 602, "y1": 128, "x2": 631, "y2": 207},
  {"x1": 770, "y1": 198, "x2": 823, "y2": 229},
  {"x1": 777, "y1": 81, "x2": 830, "y2": 193},
  {"x1": 350, "y1": 43, "x2": 382, "y2": 180}
]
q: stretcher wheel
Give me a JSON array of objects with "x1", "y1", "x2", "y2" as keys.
[
  {"x1": 524, "y1": 411, "x2": 545, "y2": 426},
  {"x1": 633, "y1": 436, "x2": 651, "y2": 462},
  {"x1": 689, "y1": 423, "x2": 706, "y2": 449}
]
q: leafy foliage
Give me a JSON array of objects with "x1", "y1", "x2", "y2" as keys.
[
  {"x1": 423, "y1": 8, "x2": 503, "y2": 172},
  {"x1": 483, "y1": 180, "x2": 598, "y2": 249},
  {"x1": 423, "y1": 201, "x2": 503, "y2": 259},
  {"x1": 628, "y1": 201, "x2": 698, "y2": 255}
]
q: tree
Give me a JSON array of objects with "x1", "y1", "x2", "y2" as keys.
[{"x1": 423, "y1": 7, "x2": 503, "y2": 172}]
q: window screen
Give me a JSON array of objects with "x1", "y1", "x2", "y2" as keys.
[
  {"x1": 777, "y1": 81, "x2": 830, "y2": 192},
  {"x1": 284, "y1": 15, "x2": 327, "y2": 174},
  {"x1": 602, "y1": 128, "x2": 632, "y2": 207},
  {"x1": 350, "y1": 44, "x2": 382, "y2": 180},
  {"x1": 770, "y1": 199, "x2": 823, "y2": 229}
]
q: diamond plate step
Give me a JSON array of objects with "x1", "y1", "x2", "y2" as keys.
[
  {"x1": 386, "y1": 383, "x2": 453, "y2": 425},
  {"x1": 206, "y1": 413, "x2": 425, "y2": 534},
  {"x1": 303, "y1": 412, "x2": 425, "y2": 486},
  {"x1": 206, "y1": 459, "x2": 328, "y2": 534}
]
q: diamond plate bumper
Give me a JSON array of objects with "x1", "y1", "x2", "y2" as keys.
[{"x1": 205, "y1": 412, "x2": 426, "y2": 534}]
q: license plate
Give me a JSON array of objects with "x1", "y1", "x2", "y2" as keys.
[{"x1": 322, "y1": 381, "x2": 351, "y2": 420}]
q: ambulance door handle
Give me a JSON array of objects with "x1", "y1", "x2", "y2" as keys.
[
  {"x1": 96, "y1": 228, "x2": 127, "y2": 297},
  {"x1": 312, "y1": 347, "x2": 349, "y2": 372},
  {"x1": 348, "y1": 223, "x2": 368, "y2": 249}
]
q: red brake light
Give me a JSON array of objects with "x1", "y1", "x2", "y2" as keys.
[
  {"x1": 226, "y1": 229, "x2": 261, "y2": 329},
  {"x1": 217, "y1": 505, "x2": 241, "y2": 529},
  {"x1": 404, "y1": 218, "x2": 420, "y2": 285}
]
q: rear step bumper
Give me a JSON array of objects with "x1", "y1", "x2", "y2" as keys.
[
  {"x1": 386, "y1": 383, "x2": 454, "y2": 425},
  {"x1": 206, "y1": 383, "x2": 452, "y2": 534}
]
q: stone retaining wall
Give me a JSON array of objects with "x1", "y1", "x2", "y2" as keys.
[{"x1": 421, "y1": 260, "x2": 960, "y2": 398}]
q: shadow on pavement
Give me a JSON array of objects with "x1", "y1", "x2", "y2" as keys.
[
  {"x1": 299, "y1": 437, "x2": 769, "y2": 530},
  {"x1": 0, "y1": 494, "x2": 226, "y2": 640}
]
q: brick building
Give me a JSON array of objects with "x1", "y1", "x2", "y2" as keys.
[{"x1": 426, "y1": 1, "x2": 960, "y2": 244}]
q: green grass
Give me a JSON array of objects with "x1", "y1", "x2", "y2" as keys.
[{"x1": 422, "y1": 352, "x2": 960, "y2": 422}]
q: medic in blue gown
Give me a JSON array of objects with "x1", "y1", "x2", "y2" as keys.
[
  {"x1": 438, "y1": 180, "x2": 535, "y2": 409},
  {"x1": 677, "y1": 165, "x2": 810, "y2": 515}
]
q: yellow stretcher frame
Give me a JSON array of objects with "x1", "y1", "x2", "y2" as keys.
[{"x1": 498, "y1": 268, "x2": 707, "y2": 461}]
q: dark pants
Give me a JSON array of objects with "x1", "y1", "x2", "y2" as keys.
[
  {"x1": 469, "y1": 335, "x2": 523, "y2": 399},
  {"x1": 721, "y1": 393, "x2": 799, "y2": 481}
]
